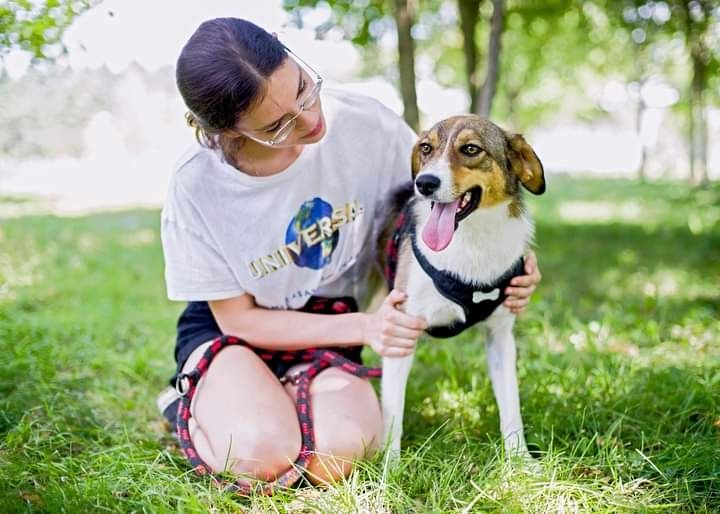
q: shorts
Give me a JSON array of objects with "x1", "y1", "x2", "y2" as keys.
[{"x1": 170, "y1": 296, "x2": 364, "y2": 386}]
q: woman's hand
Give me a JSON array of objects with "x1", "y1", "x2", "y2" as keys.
[
  {"x1": 362, "y1": 289, "x2": 427, "y2": 357},
  {"x1": 503, "y1": 250, "x2": 542, "y2": 315}
]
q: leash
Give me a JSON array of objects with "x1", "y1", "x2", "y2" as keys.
[{"x1": 174, "y1": 334, "x2": 382, "y2": 496}]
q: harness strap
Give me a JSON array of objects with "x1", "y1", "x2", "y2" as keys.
[
  {"x1": 175, "y1": 335, "x2": 381, "y2": 496},
  {"x1": 385, "y1": 203, "x2": 525, "y2": 338}
]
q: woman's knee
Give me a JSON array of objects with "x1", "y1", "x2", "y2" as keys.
[
  {"x1": 186, "y1": 343, "x2": 302, "y2": 480},
  {"x1": 306, "y1": 371, "x2": 384, "y2": 484},
  {"x1": 223, "y1": 422, "x2": 301, "y2": 480},
  {"x1": 307, "y1": 419, "x2": 376, "y2": 484},
  {"x1": 191, "y1": 417, "x2": 301, "y2": 480}
]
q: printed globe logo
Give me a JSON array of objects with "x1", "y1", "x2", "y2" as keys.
[
  {"x1": 247, "y1": 197, "x2": 363, "y2": 280},
  {"x1": 285, "y1": 197, "x2": 339, "y2": 269}
]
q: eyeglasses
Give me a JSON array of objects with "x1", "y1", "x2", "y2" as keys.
[{"x1": 241, "y1": 47, "x2": 323, "y2": 147}]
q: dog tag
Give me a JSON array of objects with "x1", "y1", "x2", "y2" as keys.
[{"x1": 472, "y1": 288, "x2": 499, "y2": 303}]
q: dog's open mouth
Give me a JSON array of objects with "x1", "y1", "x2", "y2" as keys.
[
  {"x1": 422, "y1": 187, "x2": 482, "y2": 252},
  {"x1": 455, "y1": 187, "x2": 482, "y2": 223}
]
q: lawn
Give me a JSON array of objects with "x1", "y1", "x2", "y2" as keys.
[{"x1": 0, "y1": 176, "x2": 718, "y2": 513}]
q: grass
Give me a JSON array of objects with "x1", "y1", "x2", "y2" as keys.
[{"x1": 0, "y1": 176, "x2": 718, "y2": 513}]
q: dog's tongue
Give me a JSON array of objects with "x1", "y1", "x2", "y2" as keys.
[{"x1": 421, "y1": 199, "x2": 459, "y2": 251}]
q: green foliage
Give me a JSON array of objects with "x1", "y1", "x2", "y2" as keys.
[
  {"x1": 0, "y1": 0, "x2": 96, "y2": 60},
  {"x1": 285, "y1": 1, "x2": 719, "y2": 133},
  {"x1": 0, "y1": 177, "x2": 718, "y2": 511},
  {"x1": 284, "y1": 0, "x2": 390, "y2": 46}
]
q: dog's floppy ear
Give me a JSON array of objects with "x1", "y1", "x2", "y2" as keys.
[{"x1": 506, "y1": 133, "x2": 545, "y2": 195}]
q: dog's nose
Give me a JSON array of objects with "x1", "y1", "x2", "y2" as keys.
[{"x1": 415, "y1": 175, "x2": 441, "y2": 196}]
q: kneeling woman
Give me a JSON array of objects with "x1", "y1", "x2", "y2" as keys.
[{"x1": 158, "y1": 17, "x2": 542, "y2": 487}]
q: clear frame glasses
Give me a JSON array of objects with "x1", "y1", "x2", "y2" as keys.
[{"x1": 241, "y1": 47, "x2": 324, "y2": 147}]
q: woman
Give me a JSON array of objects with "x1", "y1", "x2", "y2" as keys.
[{"x1": 158, "y1": 17, "x2": 541, "y2": 486}]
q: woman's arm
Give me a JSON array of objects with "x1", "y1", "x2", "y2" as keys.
[{"x1": 209, "y1": 289, "x2": 426, "y2": 357}]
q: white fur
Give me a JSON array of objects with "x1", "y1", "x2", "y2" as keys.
[
  {"x1": 382, "y1": 197, "x2": 533, "y2": 460},
  {"x1": 415, "y1": 155, "x2": 455, "y2": 202}
]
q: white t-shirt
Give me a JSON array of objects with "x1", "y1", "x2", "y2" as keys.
[{"x1": 161, "y1": 89, "x2": 416, "y2": 310}]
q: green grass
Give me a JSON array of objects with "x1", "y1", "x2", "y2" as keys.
[{"x1": 1, "y1": 176, "x2": 718, "y2": 513}]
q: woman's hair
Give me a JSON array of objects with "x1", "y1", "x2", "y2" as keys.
[{"x1": 176, "y1": 18, "x2": 287, "y2": 158}]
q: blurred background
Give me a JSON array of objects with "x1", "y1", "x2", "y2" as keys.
[{"x1": 0, "y1": 0, "x2": 718, "y2": 214}]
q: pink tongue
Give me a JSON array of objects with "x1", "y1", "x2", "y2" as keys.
[{"x1": 421, "y1": 199, "x2": 460, "y2": 251}]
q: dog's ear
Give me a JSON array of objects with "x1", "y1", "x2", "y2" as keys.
[
  {"x1": 410, "y1": 140, "x2": 422, "y2": 178},
  {"x1": 506, "y1": 133, "x2": 545, "y2": 195}
]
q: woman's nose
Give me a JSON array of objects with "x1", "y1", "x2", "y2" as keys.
[{"x1": 295, "y1": 109, "x2": 317, "y2": 130}]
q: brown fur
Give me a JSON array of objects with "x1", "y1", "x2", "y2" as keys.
[
  {"x1": 378, "y1": 115, "x2": 545, "y2": 289},
  {"x1": 410, "y1": 115, "x2": 544, "y2": 209}
]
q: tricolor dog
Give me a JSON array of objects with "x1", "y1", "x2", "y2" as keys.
[{"x1": 378, "y1": 115, "x2": 546, "y2": 459}]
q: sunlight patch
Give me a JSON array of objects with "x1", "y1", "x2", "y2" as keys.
[
  {"x1": 120, "y1": 229, "x2": 156, "y2": 247},
  {"x1": 558, "y1": 200, "x2": 641, "y2": 222},
  {"x1": 0, "y1": 251, "x2": 43, "y2": 300},
  {"x1": 421, "y1": 388, "x2": 486, "y2": 426}
]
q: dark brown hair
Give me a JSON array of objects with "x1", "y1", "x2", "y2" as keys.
[{"x1": 176, "y1": 18, "x2": 287, "y2": 159}]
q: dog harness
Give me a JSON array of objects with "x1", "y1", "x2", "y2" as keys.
[
  {"x1": 174, "y1": 297, "x2": 381, "y2": 496},
  {"x1": 384, "y1": 207, "x2": 525, "y2": 338}
]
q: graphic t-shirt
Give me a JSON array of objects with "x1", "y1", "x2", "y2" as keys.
[{"x1": 161, "y1": 89, "x2": 417, "y2": 310}]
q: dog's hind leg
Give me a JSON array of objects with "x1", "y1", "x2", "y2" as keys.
[
  {"x1": 486, "y1": 309, "x2": 530, "y2": 458},
  {"x1": 381, "y1": 352, "x2": 415, "y2": 461}
]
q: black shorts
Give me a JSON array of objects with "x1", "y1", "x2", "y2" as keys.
[{"x1": 170, "y1": 297, "x2": 363, "y2": 386}]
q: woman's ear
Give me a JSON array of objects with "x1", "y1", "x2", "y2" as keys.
[{"x1": 506, "y1": 133, "x2": 545, "y2": 195}]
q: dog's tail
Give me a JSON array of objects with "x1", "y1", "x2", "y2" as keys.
[
  {"x1": 387, "y1": 180, "x2": 415, "y2": 219},
  {"x1": 374, "y1": 180, "x2": 414, "y2": 286},
  {"x1": 375, "y1": 180, "x2": 414, "y2": 236}
]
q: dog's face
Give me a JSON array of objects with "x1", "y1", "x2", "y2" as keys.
[{"x1": 411, "y1": 115, "x2": 545, "y2": 251}]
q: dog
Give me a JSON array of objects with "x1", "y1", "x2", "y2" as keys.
[{"x1": 377, "y1": 115, "x2": 545, "y2": 460}]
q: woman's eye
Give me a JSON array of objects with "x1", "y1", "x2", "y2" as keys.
[
  {"x1": 460, "y1": 144, "x2": 482, "y2": 156},
  {"x1": 265, "y1": 123, "x2": 281, "y2": 133},
  {"x1": 419, "y1": 143, "x2": 432, "y2": 155}
]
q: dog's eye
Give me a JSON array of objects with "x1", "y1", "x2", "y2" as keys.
[
  {"x1": 419, "y1": 143, "x2": 432, "y2": 155},
  {"x1": 460, "y1": 144, "x2": 482, "y2": 156}
]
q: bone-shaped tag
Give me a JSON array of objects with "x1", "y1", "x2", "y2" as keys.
[{"x1": 472, "y1": 288, "x2": 500, "y2": 303}]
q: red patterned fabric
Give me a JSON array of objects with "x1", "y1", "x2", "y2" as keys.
[{"x1": 174, "y1": 298, "x2": 381, "y2": 496}]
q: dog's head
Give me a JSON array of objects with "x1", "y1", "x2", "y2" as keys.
[{"x1": 410, "y1": 115, "x2": 545, "y2": 251}]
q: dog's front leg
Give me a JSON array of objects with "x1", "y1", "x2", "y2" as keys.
[
  {"x1": 381, "y1": 352, "x2": 415, "y2": 460},
  {"x1": 486, "y1": 310, "x2": 530, "y2": 458}
]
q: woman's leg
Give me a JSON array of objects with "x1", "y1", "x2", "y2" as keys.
[
  {"x1": 283, "y1": 362, "x2": 384, "y2": 484},
  {"x1": 181, "y1": 341, "x2": 301, "y2": 481}
]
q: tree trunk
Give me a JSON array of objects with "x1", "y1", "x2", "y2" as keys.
[
  {"x1": 690, "y1": 42, "x2": 709, "y2": 186},
  {"x1": 636, "y1": 91, "x2": 647, "y2": 182},
  {"x1": 682, "y1": 1, "x2": 710, "y2": 186},
  {"x1": 393, "y1": 0, "x2": 419, "y2": 132},
  {"x1": 631, "y1": 42, "x2": 647, "y2": 182},
  {"x1": 457, "y1": 0, "x2": 482, "y2": 113},
  {"x1": 476, "y1": 0, "x2": 504, "y2": 117}
]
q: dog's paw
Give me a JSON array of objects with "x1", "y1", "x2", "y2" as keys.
[
  {"x1": 381, "y1": 445, "x2": 402, "y2": 472},
  {"x1": 506, "y1": 446, "x2": 542, "y2": 474}
]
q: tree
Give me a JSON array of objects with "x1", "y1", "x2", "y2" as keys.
[
  {"x1": 678, "y1": 0, "x2": 716, "y2": 186},
  {"x1": 611, "y1": 0, "x2": 719, "y2": 185},
  {"x1": 0, "y1": 0, "x2": 96, "y2": 61},
  {"x1": 283, "y1": 0, "x2": 420, "y2": 130},
  {"x1": 457, "y1": 0, "x2": 482, "y2": 111},
  {"x1": 457, "y1": 0, "x2": 505, "y2": 116},
  {"x1": 393, "y1": 0, "x2": 420, "y2": 130},
  {"x1": 476, "y1": 0, "x2": 503, "y2": 117}
]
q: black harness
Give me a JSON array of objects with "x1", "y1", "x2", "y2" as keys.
[{"x1": 385, "y1": 206, "x2": 524, "y2": 338}]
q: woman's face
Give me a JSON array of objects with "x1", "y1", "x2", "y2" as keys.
[{"x1": 235, "y1": 56, "x2": 326, "y2": 147}]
